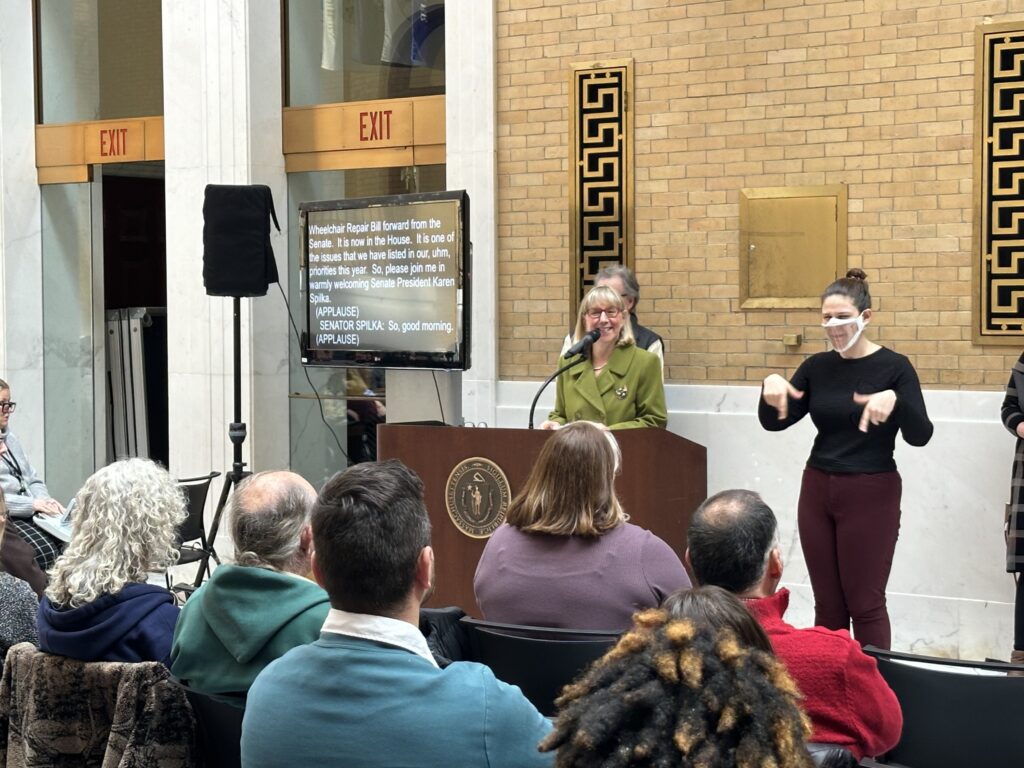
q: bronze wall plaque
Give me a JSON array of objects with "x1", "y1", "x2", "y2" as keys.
[{"x1": 739, "y1": 185, "x2": 848, "y2": 310}]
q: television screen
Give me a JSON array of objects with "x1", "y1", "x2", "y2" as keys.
[{"x1": 300, "y1": 190, "x2": 470, "y2": 370}]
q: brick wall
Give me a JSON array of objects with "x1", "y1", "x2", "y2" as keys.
[{"x1": 496, "y1": 0, "x2": 1024, "y2": 387}]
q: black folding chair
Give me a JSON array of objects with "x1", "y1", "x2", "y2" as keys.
[
  {"x1": 165, "y1": 471, "x2": 221, "y2": 593},
  {"x1": 460, "y1": 617, "x2": 620, "y2": 716},
  {"x1": 175, "y1": 683, "x2": 244, "y2": 768},
  {"x1": 863, "y1": 645, "x2": 1024, "y2": 768}
]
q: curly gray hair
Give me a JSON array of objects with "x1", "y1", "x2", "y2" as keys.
[{"x1": 46, "y1": 458, "x2": 186, "y2": 607}]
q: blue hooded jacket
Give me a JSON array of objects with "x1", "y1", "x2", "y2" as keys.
[{"x1": 38, "y1": 582, "x2": 179, "y2": 666}]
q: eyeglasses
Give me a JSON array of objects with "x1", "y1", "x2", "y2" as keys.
[
  {"x1": 0, "y1": 402, "x2": 15, "y2": 414},
  {"x1": 586, "y1": 308, "x2": 621, "y2": 320}
]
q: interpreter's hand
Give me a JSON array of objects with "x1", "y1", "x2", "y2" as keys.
[
  {"x1": 1016, "y1": 422, "x2": 1024, "y2": 440},
  {"x1": 762, "y1": 374, "x2": 804, "y2": 420},
  {"x1": 32, "y1": 497, "x2": 64, "y2": 517},
  {"x1": 539, "y1": 420, "x2": 562, "y2": 430},
  {"x1": 853, "y1": 389, "x2": 897, "y2": 433}
]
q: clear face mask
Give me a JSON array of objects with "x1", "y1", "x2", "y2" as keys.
[{"x1": 821, "y1": 314, "x2": 866, "y2": 353}]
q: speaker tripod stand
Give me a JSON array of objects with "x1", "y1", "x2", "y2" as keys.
[
  {"x1": 185, "y1": 182, "x2": 280, "y2": 592},
  {"x1": 190, "y1": 297, "x2": 251, "y2": 589}
]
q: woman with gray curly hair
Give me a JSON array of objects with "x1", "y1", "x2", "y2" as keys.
[{"x1": 38, "y1": 458, "x2": 186, "y2": 666}]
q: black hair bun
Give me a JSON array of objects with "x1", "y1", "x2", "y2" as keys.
[{"x1": 846, "y1": 268, "x2": 867, "y2": 281}]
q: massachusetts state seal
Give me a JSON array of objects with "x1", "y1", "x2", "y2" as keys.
[{"x1": 445, "y1": 457, "x2": 511, "y2": 539}]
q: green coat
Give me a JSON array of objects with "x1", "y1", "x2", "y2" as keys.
[{"x1": 549, "y1": 344, "x2": 667, "y2": 429}]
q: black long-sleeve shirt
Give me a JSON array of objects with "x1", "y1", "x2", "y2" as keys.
[{"x1": 758, "y1": 347, "x2": 933, "y2": 474}]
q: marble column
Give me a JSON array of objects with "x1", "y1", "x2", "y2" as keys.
[
  {"x1": 386, "y1": 0, "x2": 495, "y2": 427},
  {"x1": 0, "y1": 0, "x2": 45, "y2": 459},
  {"x1": 162, "y1": 1, "x2": 288, "y2": 487},
  {"x1": 447, "y1": 0, "x2": 498, "y2": 426}
]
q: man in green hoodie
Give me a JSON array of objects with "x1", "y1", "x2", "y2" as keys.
[{"x1": 170, "y1": 471, "x2": 329, "y2": 703}]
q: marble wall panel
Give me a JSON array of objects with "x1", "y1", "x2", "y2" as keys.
[{"x1": 0, "y1": 0, "x2": 45, "y2": 463}]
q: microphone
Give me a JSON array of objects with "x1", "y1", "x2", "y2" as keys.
[
  {"x1": 563, "y1": 329, "x2": 601, "y2": 359},
  {"x1": 528, "y1": 355, "x2": 590, "y2": 429}
]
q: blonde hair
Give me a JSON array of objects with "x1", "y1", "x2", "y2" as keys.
[
  {"x1": 505, "y1": 421, "x2": 626, "y2": 537},
  {"x1": 46, "y1": 458, "x2": 186, "y2": 607},
  {"x1": 572, "y1": 286, "x2": 636, "y2": 348}
]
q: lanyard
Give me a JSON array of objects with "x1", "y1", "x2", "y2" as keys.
[{"x1": 1, "y1": 452, "x2": 27, "y2": 494}]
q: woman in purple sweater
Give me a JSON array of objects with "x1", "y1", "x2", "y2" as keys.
[
  {"x1": 759, "y1": 269, "x2": 933, "y2": 649},
  {"x1": 473, "y1": 422, "x2": 690, "y2": 630}
]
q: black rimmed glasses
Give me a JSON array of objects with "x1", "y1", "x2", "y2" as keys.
[
  {"x1": 586, "y1": 308, "x2": 621, "y2": 320},
  {"x1": 0, "y1": 402, "x2": 15, "y2": 414}
]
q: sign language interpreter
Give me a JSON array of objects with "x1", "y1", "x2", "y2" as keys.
[{"x1": 757, "y1": 269, "x2": 933, "y2": 650}]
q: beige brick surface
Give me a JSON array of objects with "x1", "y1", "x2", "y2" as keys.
[{"x1": 496, "y1": 0, "x2": 1023, "y2": 387}]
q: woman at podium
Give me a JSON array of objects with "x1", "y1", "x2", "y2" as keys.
[
  {"x1": 473, "y1": 421, "x2": 689, "y2": 630},
  {"x1": 540, "y1": 286, "x2": 666, "y2": 431}
]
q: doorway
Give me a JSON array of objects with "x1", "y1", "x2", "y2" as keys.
[{"x1": 101, "y1": 166, "x2": 169, "y2": 469}]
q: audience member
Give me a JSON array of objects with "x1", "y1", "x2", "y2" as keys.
[
  {"x1": 539, "y1": 606, "x2": 813, "y2": 767},
  {"x1": 0, "y1": 377, "x2": 66, "y2": 571},
  {"x1": 170, "y1": 471, "x2": 328, "y2": 700},
  {"x1": 37, "y1": 458, "x2": 185, "y2": 666},
  {"x1": 475, "y1": 422, "x2": 689, "y2": 629},
  {"x1": 242, "y1": 459, "x2": 553, "y2": 768},
  {"x1": 560, "y1": 264, "x2": 664, "y2": 367},
  {"x1": 661, "y1": 584, "x2": 772, "y2": 653},
  {"x1": 1000, "y1": 350, "x2": 1024, "y2": 664},
  {"x1": 0, "y1": 513, "x2": 39, "y2": 666},
  {"x1": 664, "y1": 585, "x2": 859, "y2": 767},
  {"x1": 542, "y1": 286, "x2": 666, "y2": 430},
  {"x1": 686, "y1": 489, "x2": 902, "y2": 761}
]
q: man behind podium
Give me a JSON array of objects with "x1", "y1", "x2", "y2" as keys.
[{"x1": 241, "y1": 460, "x2": 553, "y2": 768}]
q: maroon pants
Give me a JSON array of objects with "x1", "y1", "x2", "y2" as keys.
[{"x1": 798, "y1": 466, "x2": 901, "y2": 649}]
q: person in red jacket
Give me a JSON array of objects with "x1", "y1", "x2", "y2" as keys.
[{"x1": 685, "y1": 489, "x2": 902, "y2": 761}]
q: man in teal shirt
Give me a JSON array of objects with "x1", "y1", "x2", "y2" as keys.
[{"x1": 242, "y1": 459, "x2": 553, "y2": 768}]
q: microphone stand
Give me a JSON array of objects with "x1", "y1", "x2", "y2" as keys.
[{"x1": 528, "y1": 347, "x2": 592, "y2": 429}]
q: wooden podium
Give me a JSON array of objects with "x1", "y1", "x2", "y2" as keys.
[{"x1": 378, "y1": 424, "x2": 707, "y2": 615}]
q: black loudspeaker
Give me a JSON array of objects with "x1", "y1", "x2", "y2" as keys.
[{"x1": 202, "y1": 184, "x2": 281, "y2": 297}]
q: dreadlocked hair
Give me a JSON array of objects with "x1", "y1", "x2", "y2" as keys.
[{"x1": 540, "y1": 608, "x2": 813, "y2": 768}]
